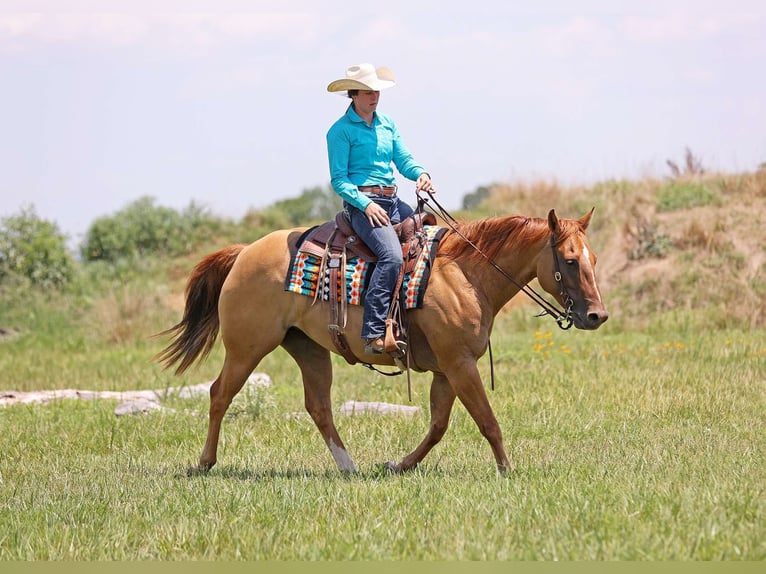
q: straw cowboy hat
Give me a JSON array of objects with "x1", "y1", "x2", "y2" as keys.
[{"x1": 327, "y1": 63, "x2": 396, "y2": 93}]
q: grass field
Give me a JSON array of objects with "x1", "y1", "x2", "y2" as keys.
[
  {"x1": 1, "y1": 170, "x2": 764, "y2": 560},
  {"x1": 1, "y1": 308, "x2": 763, "y2": 560}
]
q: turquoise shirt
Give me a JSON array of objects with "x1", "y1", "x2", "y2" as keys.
[{"x1": 326, "y1": 104, "x2": 426, "y2": 211}]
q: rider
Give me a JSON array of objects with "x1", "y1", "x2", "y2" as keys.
[{"x1": 326, "y1": 63, "x2": 434, "y2": 355}]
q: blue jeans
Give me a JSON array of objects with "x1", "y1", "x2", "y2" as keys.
[{"x1": 346, "y1": 196, "x2": 414, "y2": 340}]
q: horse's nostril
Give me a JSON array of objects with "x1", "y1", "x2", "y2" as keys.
[{"x1": 588, "y1": 311, "x2": 609, "y2": 324}]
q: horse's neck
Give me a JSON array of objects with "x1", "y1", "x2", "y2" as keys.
[
  {"x1": 477, "y1": 247, "x2": 543, "y2": 315},
  {"x1": 454, "y1": 218, "x2": 548, "y2": 315}
]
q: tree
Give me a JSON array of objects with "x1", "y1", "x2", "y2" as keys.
[{"x1": 0, "y1": 206, "x2": 75, "y2": 288}]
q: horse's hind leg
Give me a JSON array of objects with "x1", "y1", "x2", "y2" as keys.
[
  {"x1": 390, "y1": 372, "x2": 456, "y2": 472},
  {"x1": 281, "y1": 328, "x2": 356, "y2": 473},
  {"x1": 189, "y1": 352, "x2": 260, "y2": 474}
]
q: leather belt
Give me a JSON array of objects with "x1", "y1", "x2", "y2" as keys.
[{"x1": 359, "y1": 185, "x2": 397, "y2": 196}]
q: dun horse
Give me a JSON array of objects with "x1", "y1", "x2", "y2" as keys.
[{"x1": 156, "y1": 209, "x2": 608, "y2": 474}]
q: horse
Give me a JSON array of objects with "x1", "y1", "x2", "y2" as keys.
[{"x1": 156, "y1": 208, "x2": 608, "y2": 474}]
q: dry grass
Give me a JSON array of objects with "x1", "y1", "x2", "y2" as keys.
[
  {"x1": 480, "y1": 169, "x2": 766, "y2": 328},
  {"x1": 82, "y1": 283, "x2": 179, "y2": 346}
]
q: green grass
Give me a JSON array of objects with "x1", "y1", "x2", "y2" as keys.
[
  {"x1": 2, "y1": 167, "x2": 765, "y2": 559},
  {"x1": 1, "y1": 310, "x2": 763, "y2": 560},
  {"x1": 656, "y1": 181, "x2": 720, "y2": 212}
]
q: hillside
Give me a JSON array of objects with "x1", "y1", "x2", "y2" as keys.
[{"x1": 480, "y1": 168, "x2": 766, "y2": 329}]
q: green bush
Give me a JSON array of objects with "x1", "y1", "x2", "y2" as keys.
[
  {"x1": 80, "y1": 197, "x2": 223, "y2": 262},
  {"x1": 0, "y1": 206, "x2": 75, "y2": 288},
  {"x1": 272, "y1": 185, "x2": 342, "y2": 224},
  {"x1": 245, "y1": 186, "x2": 342, "y2": 229},
  {"x1": 657, "y1": 181, "x2": 719, "y2": 212},
  {"x1": 462, "y1": 185, "x2": 491, "y2": 210}
]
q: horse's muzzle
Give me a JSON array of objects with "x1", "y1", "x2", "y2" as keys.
[{"x1": 574, "y1": 307, "x2": 609, "y2": 330}]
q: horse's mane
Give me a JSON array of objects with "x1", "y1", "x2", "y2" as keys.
[{"x1": 436, "y1": 214, "x2": 582, "y2": 264}]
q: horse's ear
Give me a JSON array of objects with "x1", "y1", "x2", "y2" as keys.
[
  {"x1": 547, "y1": 209, "x2": 562, "y2": 234},
  {"x1": 578, "y1": 207, "x2": 595, "y2": 230}
]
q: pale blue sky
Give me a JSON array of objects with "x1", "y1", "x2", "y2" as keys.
[{"x1": 1, "y1": 0, "x2": 764, "y2": 245}]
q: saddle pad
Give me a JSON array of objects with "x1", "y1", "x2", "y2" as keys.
[{"x1": 285, "y1": 225, "x2": 446, "y2": 309}]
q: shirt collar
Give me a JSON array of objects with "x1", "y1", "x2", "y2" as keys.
[{"x1": 346, "y1": 104, "x2": 377, "y2": 125}]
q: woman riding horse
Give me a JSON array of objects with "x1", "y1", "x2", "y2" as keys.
[
  {"x1": 326, "y1": 63, "x2": 434, "y2": 355},
  {"x1": 156, "y1": 206, "x2": 609, "y2": 475}
]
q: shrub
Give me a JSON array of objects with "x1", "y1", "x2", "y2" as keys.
[
  {"x1": 80, "y1": 197, "x2": 223, "y2": 262},
  {"x1": 666, "y1": 147, "x2": 705, "y2": 178},
  {"x1": 242, "y1": 186, "x2": 342, "y2": 232},
  {"x1": 462, "y1": 185, "x2": 491, "y2": 210},
  {"x1": 0, "y1": 206, "x2": 75, "y2": 288},
  {"x1": 625, "y1": 215, "x2": 674, "y2": 260}
]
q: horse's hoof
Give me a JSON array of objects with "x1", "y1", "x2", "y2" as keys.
[
  {"x1": 382, "y1": 461, "x2": 402, "y2": 473},
  {"x1": 371, "y1": 461, "x2": 399, "y2": 476},
  {"x1": 186, "y1": 464, "x2": 211, "y2": 477}
]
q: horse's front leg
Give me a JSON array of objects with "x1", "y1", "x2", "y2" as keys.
[
  {"x1": 388, "y1": 372, "x2": 456, "y2": 472},
  {"x1": 445, "y1": 360, "x2": 515, "y2": 473}
]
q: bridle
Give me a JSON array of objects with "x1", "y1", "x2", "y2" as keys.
[
  {"x1": 548, "y1": 233, "x2": 575, "y2": 331},
  {"x1": 417, "y1": 190, "x2": 575, "y2": 330}
]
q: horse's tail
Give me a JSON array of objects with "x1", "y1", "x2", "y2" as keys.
[{"x1": 154, "y1": 244, "x2": 247, "y2": 375}]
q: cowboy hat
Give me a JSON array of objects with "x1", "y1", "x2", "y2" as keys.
[{"x1": 327, "y1": 63, "x2": 396, "y2": 93}]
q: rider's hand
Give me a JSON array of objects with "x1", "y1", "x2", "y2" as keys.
[
  {"x1": 364, "y1": 202, "x2": 390, "y2": 227},
  {"x1": 416, "y1": 172, "x2": 434, "y2": 193}
]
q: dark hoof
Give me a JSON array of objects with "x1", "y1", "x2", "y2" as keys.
[{"x1": 186, "y1": 464, "x2": 212, "y2": 477}]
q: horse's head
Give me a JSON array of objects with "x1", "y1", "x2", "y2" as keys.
[{"x1": 537, "y1": 209, "x2": 609, "y2": 330}]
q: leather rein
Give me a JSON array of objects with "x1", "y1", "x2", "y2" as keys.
[
  {"x1": 360, "y1": 190, "x2": 577, "y2": 396},
  {"x1": 417, "y1": 190, "x2": 574, "y2": 330},
  {"x1": 416, "y1": 190, "x2": 577, "y2": 393}
]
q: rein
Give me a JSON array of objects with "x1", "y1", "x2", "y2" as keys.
[
  {"x1": 417, "y1": 190, "x2": 574, "y2": 330},
  {"x1": 414, "y1": 189, "x2": 578, "y2": 393},
  {"x1": 358, "y1": 191, "x2": 576, "y2": 396}
]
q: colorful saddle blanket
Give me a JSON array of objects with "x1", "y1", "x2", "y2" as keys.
[{"x1": 286, "y1": 225, "x2": 446, "y2": 309}]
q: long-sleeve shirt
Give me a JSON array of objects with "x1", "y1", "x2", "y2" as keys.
[{"x1": 326, "y1": 104, "x2": 426, "y2": 211}]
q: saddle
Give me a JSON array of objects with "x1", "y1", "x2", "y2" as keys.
[{"x1": 296, "y1": 209, "x2": 437, "y2": 365}]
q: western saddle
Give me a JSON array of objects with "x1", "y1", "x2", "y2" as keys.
[{"x1": 296, "y1": 209, "x2": 437, "y2": 365}]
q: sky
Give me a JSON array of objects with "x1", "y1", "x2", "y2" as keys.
[{"x1": 1, "y1": 0, "x2": 764, "y2": 246}]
